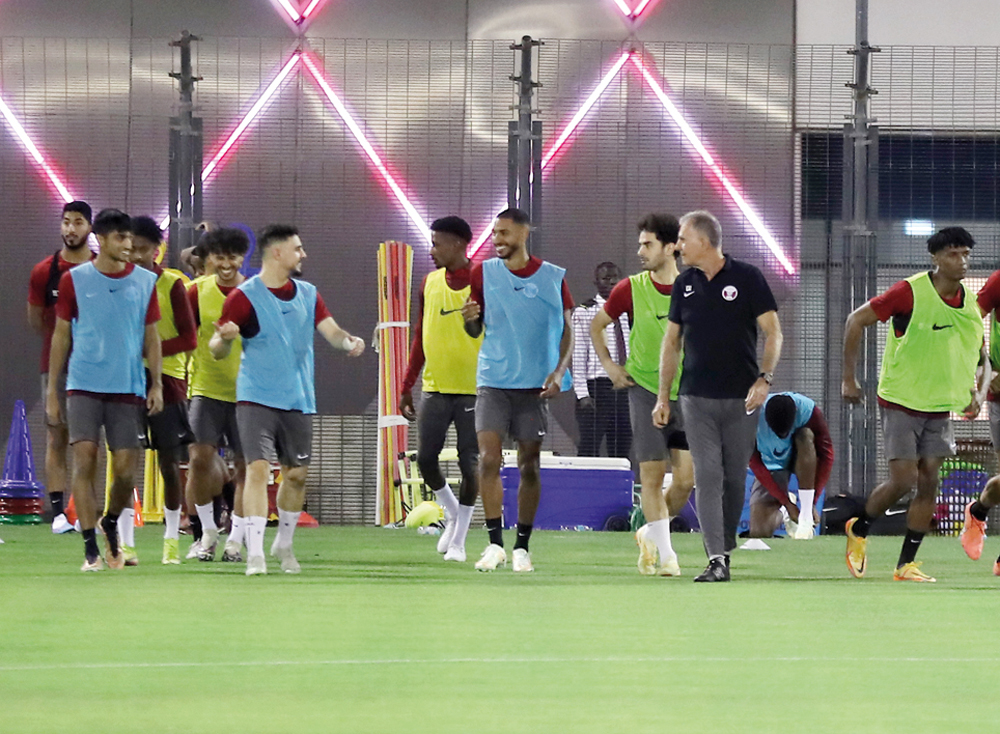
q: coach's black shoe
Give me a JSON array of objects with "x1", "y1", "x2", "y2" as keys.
[{"x1": 694, "y1": 557, "x2": 730, "y2": 583}]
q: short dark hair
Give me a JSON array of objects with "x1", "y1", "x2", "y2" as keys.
[
  {"x1": 130, "y1": 215, "x2": 163, "y2": 244},
  {"x1": 927, "y1": 226, "x2": 975, "y2": 254},
  {"x1": 431, "y1": 215, "x2": 473, "y2": 244},
  {"x1": 92, "y1": 208, "x2": 131, "y2": 237},
  {"x1": 62, "y1": 200, "x2": 92, "y2": 223},
  {"x1": 258, "y1": 224, "x2": 299, "y2": 252},
  {"x1": 594, "y1": 261, "x2": 621, "y2": 278},
  {"x1": 637, "y1": 213, "x2": 680, "y2": 246},
  {"x1": 202, "y1": 227, "x2": 251, "y2": 257},
  {"x1": 680, "y1": 210, "x2": 722, "y2": 248},
  {"x1": 496, "y1": 208, "x2": 530, "y2": 226},
  {"x1": 765, "y1": 395, "x2": 797, "y2": 438}
]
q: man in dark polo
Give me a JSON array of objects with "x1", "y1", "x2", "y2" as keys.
[{"x1": 653, "y1": 210, "x2": 782, "y2": 582}]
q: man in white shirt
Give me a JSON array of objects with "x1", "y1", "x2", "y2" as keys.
[{"x1": 571, "y1": 261, "x2": 631, "y2": 458}]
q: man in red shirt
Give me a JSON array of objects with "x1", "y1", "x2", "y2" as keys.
[
  {"x1": 843, "y1": 226, "x2": 988, "y2": 582},
  {"x1": 27, "y1": 201, "x2": 95, "y2": 534}
]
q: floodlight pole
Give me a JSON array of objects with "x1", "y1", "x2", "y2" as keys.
[
  {"x1": 168, "y1": 31, "x2": 204, "y2": 268},
  {"x1": 509, "y1": 36, "x2": 543, "y2": 253},
  {"x1": 842, "y1": 0, "x2": 880, "y2": 497}
]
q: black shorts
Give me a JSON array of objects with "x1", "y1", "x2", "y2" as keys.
[
  {"x1": 628, "y1": 385, "x2": 688, "y2": 462},
  {"x1": 474, "y1": 387, "x2": 548, "y2": 443},
  {"x1": 236, "y1": 402, "x2": 313, "y2": 467},
  {"x1": 146, "y1": 401, "x2": 194, "y2": 454}
]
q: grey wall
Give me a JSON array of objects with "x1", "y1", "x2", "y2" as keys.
[{"x1": 0, "y1": 0, "x2": 795, "y2": 450}]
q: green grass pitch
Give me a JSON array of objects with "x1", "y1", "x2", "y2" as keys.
[{"x1": 0, "y1": 525, "x2": 997, "y2": 733}]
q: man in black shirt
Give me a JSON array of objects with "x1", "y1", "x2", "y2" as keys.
[{"x1": 653, "y1": 210, "x2": 782, "y2": 582}]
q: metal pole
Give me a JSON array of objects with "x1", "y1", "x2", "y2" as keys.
[
  {"x1": 509, "y1": 36, "x2": 542, "y2": 252},
  {"x1": 168, "y1": 31, "x2": 202, "y2": 268},
  {"x1": 843, "y1": 0, "x2": 880, "y2": 496}
]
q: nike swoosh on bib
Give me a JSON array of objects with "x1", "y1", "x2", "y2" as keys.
[
  {"x1": 931, "y1": 324, "x2": 953, "y2": 330},
  {"x1": 439, "y1": 307, "x2": 462, "y2": 316}
]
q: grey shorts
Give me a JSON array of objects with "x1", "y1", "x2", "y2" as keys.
[
  {"x1": 628, "y1": 385, "x2": 688, "y2": 462},
  {"x1": 989, "y1": 401, "x2": 1000, "y2": 453},
  {"x1": 41, "y1": 373, "x2": 68, "y2": 426},
  {"x1": 474, "y1": 387, "x2": 548, "y2": 443},
  {"x1": 880, "y1": 405, "x2": 955, "y2": 461},
  {"x1": 236, "y1": 402, "x2": 312, "y2": 467},
  {"x1": 190, "y1": 396, "x2": 243, "y2": 455},
  {"x1": 67, "y1": 394, "x2": 145, "y2": 451},
  {"x1": 750, "y1": 469, "x2": 790, "y2": 505}
]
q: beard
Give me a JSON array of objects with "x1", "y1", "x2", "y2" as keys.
[
  {"x1": 292, "y1": 262, "x2": 304, "y2": 277},
  {"x1": 63, "y1": 234, "x2": 88, "y2": 250}
]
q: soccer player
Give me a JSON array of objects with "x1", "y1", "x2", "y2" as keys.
[
  {"x1": 461, "y1": 208, "x2": 574, "y2": 572},
  {"x1": 211, "y1": 224, "x2": 364, "y2": 575},
  {"x1": 591, "y1": 214, "x2": 693, "y2": 577},
  {"x1": 27, "y1": 201, "x2": 95, "y2": 534},
  {"x1": 572, "y1": 261, "x2": 632, "y2": 459},
  {"x1": 653, "y1": 211, "x2": 782, "y2": 583},
  {"x1": 129, "y1": 216, "x2": 197, "y2": 565},
  {"x1": 955, "y1": 267, "x2": 1000, "y2": 572},
  {"x1": 186, "y1": 228, "x2": 251, "y2": 563},
  {"x1": 400, "y1": 216, "x2": 482, "y2": 562},
  {"x1": 843, "y1": 226, "x2": 988, "y2": 582},
  {"x1": 747, "y1": 392, "x2": 833, "y2": 540},
  {"x1": 46, "y1": 209, "x2": 163, "y2": 571}
]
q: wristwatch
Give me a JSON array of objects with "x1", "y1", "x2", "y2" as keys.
[{"x1": 758, "y1": 372, "x2": 773, "y2": 385}]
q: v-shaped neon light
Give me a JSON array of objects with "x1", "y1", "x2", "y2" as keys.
[
  {"x1": 467, "y1": 49, "x2": 795, "y2": 275},
  {"x1": 612, "y1": 0, "x2": 657, "y2": 20}
]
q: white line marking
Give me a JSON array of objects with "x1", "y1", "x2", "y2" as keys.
[{"x1": 1, "y1": 655, "x2": 997, "y2": 673}]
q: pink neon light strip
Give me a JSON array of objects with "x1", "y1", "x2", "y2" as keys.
[
  {"x1": 632, "y1": 0, "x2": 655, "y2": 17},
  {"x1": 159, "y1": 53, "x2": 301, "y2": 229},
  {"x1": 301, "y1": 53, "x2": 432, "y2": 243},
  {"x1": 612, "y1": 0, "x2": 633, "y2": 16},
  {"x1": 468, "y1": 52, "x2": 631, "y2": 256},
  {"x1": 0, "y1": 94, "x2": 74, "y2": 202},
  {"x1": 540, "y1": 52, "x2": 630, "y2": 170},
  {"x1": 202, "y1": 53, "x2": 301, "y2": 182},
  {"x1": 630, "y1": 56, "x2": 795, "y2": 274},
  {"x1": 276, "y1": 0, "x2": 302, "y2": 23},
  {"x1": 302, "y1": 0, "x2": 323, "y2": 18}
]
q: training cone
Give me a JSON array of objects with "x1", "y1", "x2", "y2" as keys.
[
  {"x1": 133, "y1": 488, "x2": 144, "y2": 527},
  {"x1": 297, "y1": 511, "x2": 319, "y2": 528},
  {"x1": 0, "y1": 400, "x2": 44, "y2": 499}
]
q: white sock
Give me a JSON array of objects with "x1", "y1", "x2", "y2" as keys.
[
  {"x1": 432, "y1": 484, "x2": 459, "y2": 520},
  {"x1": 229, "y1": 514, "x2": 246, "y2": 546},
  {"x1": 276, "y1": 509, "x2": 300, "y2": 548},
  {"x1": 164, "y1": 508, "x2": 181, "y2": 540},
  {"x1": 779, "y1": 505, "x2": 792, "y2": 525},
  {"x1": 117, "y1": 508, "x2": 135, "y2": 547},
  {"x1": 451, "y1": 505, "x2": 474, "y2": 550},
  {"x1": 246, "y1": 516, "x2": 266, "y2": 557},
  {"x1": 646, "y1": 518, "x2": 674, "y2": 560},
  {"x1": 195, "y1": 502, "x2": 218, "y2": 532},
  {"x1": 798, "y1": 489, "x2": 816, "y2": 526}
]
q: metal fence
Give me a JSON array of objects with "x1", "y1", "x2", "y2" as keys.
[{"x1": 3, "y1": 36, "x2": 999, "y2": 526}]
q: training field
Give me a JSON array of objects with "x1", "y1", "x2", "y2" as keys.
[{"x1": 0, "y1": 526, "x2": 996, "y2": 733}]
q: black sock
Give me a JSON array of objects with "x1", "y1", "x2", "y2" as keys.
[
  {"x1": 486, "y1": 517, "x2": 503, "y2": 548},
  {"x1": 222, "y1": 481, "x2": 236, "y2": 512},
  {"x1": 897, "y1": 529, "x2": 925, "y2": 567},
  {"x1": 101, "y1": 514, "x2": 120, "y2": 556},
  {"x1": 514, "y1": 523, "x2": 533, "y2": 551},
  {"x1": 213, "y1": 495, "x2": 224, "y2": 526},
  {"x1": 970, "y1": 500, "x2": 990, "y2": 522},
  {"x1": 50, "y1": 491, "x2": 65, "y2": 517},
  {"x1": 189, "y1": 515, "x2": 202, "y2": 542},
  {"x1": 82, "y1": 528, "x2": 99, "y2": 559},
  {"x1": 851, "y1": 512, "x2": 874, "y2": 539}
]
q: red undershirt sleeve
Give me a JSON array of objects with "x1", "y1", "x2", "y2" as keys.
[
  {"x1": 749, "y1": 450, "x2": 789, "y2": 503},
  {"x1": 401, "y1": 275, "x2": 428, "y2": 395}
]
